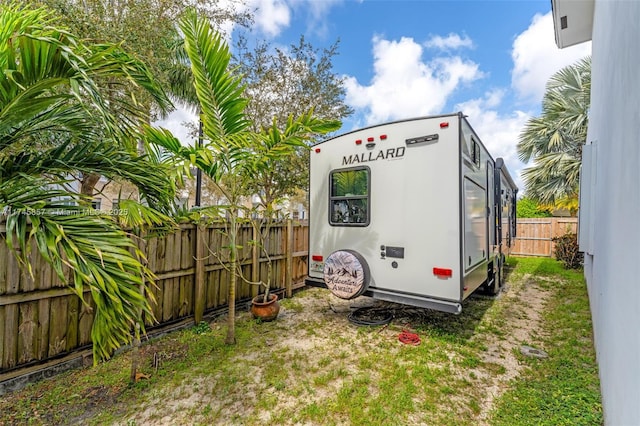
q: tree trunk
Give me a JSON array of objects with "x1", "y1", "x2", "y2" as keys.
[
  {"x1": 130, "y1": 321, "x2": 142, "y2": 382},
  {"x1": 225, "y1": 210, "x2": 237, "y2": 345},
  {"x1": 80, "y1": 172, "x2": 101, "y2": 197},
  {"x1": 130, "y1": 233, "x2": 147, "y2": 382}
]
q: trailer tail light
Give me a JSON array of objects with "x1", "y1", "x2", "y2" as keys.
[
  {"x1": 380, "y1": 134, "x2": 387, "y2": 140},
  {"x1": 355, "y1": 139, "x2": 362, "y2": 145},
  {"x1": 433, "y1": 267, "x2": 452, "y2": 278},
  {"x1": 367, "y1": 137, "x2": 375, "y2": 142},
  {"x1": 312, "y1": 255, "x2": 323, "y2": 261},
  {"x1": 440, "y1": 122, "x2": 449, "y2": 128},
  {"x1": 315, "y1": 148, "x2": 321, "y2": 153}
]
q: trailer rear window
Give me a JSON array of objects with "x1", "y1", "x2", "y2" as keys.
[{"x1": 329, "y1": 168, "x2": 370, "y2": 226}]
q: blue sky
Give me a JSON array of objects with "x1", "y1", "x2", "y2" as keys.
[{"x1": 156, "y1": 0, "x2": 592, "y2": 191}]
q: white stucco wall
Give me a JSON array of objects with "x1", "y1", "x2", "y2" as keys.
[{"x1": 582, "y1": 1, "x2": 640, "y2": 424}]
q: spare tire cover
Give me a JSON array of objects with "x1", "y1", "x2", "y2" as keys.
[{"x1": 323, "y1": 250, "x2": 370, "y2": 299}]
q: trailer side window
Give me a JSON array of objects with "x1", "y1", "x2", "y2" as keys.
[{"x1": 329, "y1": 168, "x2": 370, "y2": 226}]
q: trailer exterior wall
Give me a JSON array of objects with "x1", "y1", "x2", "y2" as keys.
[
  {"x1": 459, "y1": 118, "x2": 494, "y2": 298},
  {"x1": 307, "y1": 113, "x2": 517, "y2": 313},
  {"x1": 309, "y1": 114, "x2": 469, "y2": 307}
]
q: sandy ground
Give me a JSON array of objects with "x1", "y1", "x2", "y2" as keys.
[{"x1": 124, "y1": 272, "x2": 551, "y2": 426}]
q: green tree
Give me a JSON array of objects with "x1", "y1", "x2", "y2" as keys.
[
  {"x1": 233, "y1": 36, "x2": 353, "y2": 211},
  {"x1": 0, "y1": 3, "x2": 176, "y2": 362},
  {"x1": 516, "y1": 197, "x2": 553, "y2": 218},
  {"x1": 148, "y1": 10, "x2": 339, "y2": 344},
  {"x1": 36, "y1": 0, "x2": 250, "y2": 109},
  {"x1": 32, "y1": 0, "x2": 251, "y2": 198},
  {"x1": 517, "y1": 56, "x2": 590, "y2": 208}
]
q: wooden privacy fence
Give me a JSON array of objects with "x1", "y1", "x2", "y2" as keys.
[
  {"x1": 0, "y1": 220, "x2": 309, "y2": 381},
  {"x1": 0, "y1": 216, "x2": 574, "y2": 385},
  {"x1": 512, "y1": 217, "x2": 578, "y2": 257}
]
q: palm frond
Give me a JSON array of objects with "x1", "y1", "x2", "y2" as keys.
[
  {"x1": 0, "y1": 139, "x2": 176, "y2": 210},
  {"x1": 521, "y1": 152, "x2": 581, "y2": 205},
  {"x1": 114, "y1": 199, "x2": 176, "y2": 237},
  {"x1": 1, "y1": 178, "x2": 154, "y2": 361},
  {"x1": 178, "y1": 9, "x2": 249, "y2": 141}
]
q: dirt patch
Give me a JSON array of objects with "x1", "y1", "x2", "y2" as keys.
[
  {"x1": 128, "y1": 292, "x2": 396, "y2": 425},
  {"x1": 475, "y1": 275, "x2": 551, "y2": 424},
  {"x1": 124, "y1": 274, "x2": 552, "y2": 425}
]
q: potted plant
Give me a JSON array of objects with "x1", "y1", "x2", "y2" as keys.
[{"x1": 250, "y1": 290, "x2": 280, "y2": 322}]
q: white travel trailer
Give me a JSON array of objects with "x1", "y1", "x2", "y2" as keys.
[{"x1": 306, "y1": 113, "x2": 517, "y2": 314}]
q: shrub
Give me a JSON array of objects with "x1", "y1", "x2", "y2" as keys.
[
  {"x1": 516, "y1": 197, "x2": 553, "y2": 218},
  {"x1": 552, "y1": 232, "x2": 584, "y2": 269}
]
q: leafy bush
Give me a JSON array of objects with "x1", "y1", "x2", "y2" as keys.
[
  {"x1": 517, "y1": 197, "x2": 553, "y2": 218},
  {"x1": 552, "y1": 232, "x2": 584, "y2": 269}
]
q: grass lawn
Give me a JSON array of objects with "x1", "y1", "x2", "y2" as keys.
[{"x1": 0, "y1": 257, "x2": 602, "y2": 425}]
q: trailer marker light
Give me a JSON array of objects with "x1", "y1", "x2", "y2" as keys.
[
  {"x1": 367, "y1": 137, "x2": 375, "y2": 142},
  {"x1": 380, "y1": 134, "x2": 388, "y2": 140},
  {"x1": 315, "y1": 148, "x2": 321, "y2": 153},
  {"x1": 433, "y1": 267, "x2": 452, "y2": 278},
  {"x1": 312, "y1": 255, "x2": 323, "y2": 261},
  {"x1": 440, "y1": 122, "x2": 449, "y2": 128},
  {"x1": 355, "y1": 139, "x2": 362, "y2": 145}
]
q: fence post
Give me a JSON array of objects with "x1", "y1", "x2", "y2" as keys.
[
  {"x1": 194, "y1": 224, "x2": 206, "y2": 324},
  {"x1": 550, "y1": 218, "x2": 558, "y2": 257},
  {"x1": 251, "y1": 222, "x2": 259, "y2": 298},
  {"x1": 285, "y1": 219, "x2": 293, "y2": 298}
]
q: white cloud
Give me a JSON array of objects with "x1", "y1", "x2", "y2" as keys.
[
  {"x1": 295, "y1": 0, "x2": 345, "y2": 36},
  {"x1": 455, "y1": 92, "x2": 529, "y2": 190},
  {"x1": 304, "y1": 0, "x2": 344, "y2": 20},
  {"x1": 424, "y1": 33, "x2": 474, "y2": 50},
  {"x1": 344, "y1": 36, "x2": 483, "y2": 126},
  {"x1": 511, "y1": 12, "x2": 591, "y2": 103},
  {"x1": 239, "y1": 0, "x2": 344, "y2": 38},
  {"x1": 250, "y1": 0, "x2": 291, "y2": 37}
]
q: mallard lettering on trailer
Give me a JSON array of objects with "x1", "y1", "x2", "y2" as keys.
[{"x1": 342, "y1": 147, "x2": 406, "y2": 166}]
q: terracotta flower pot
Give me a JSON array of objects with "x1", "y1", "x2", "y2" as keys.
[{"x1": 250, "y1": 293, "x2": 280, "y2": 322}]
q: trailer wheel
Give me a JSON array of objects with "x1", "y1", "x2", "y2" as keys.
[
  {"x1": 498, "y1": 254, "x2": 506, "y2": 288},
  {"x1": 484, "y1": 261, "x2": 501, "y2": 296},
  {"x1": 323, "y1": 250, "x2": 370, "y2": 299}
]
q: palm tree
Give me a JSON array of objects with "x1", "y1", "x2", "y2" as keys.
[
  {"x1": 0, "y1": 3, "x2": 176, "y2": 361},
  {"x1": 517, "y1": 56, "x2": 591, "y2": 209},
  {"x1": 164, "y1": 34, "x2": 208, "y2": 206},
  {"x1": 148, "y1": 9, "x2": 340, "y2": 344}
]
